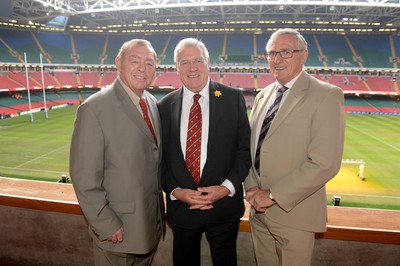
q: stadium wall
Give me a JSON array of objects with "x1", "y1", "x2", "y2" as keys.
[{"x1": 0, "y1": 177, "x2": 399, "y2": 266}]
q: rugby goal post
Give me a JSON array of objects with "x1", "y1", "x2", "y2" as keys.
[{"x1": 342, "y1": 159, "x2": 366, "y2": 181}]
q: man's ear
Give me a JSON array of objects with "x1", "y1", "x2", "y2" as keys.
[{"x1": 115, "y1": 56, "x2": 121, "y2": 72}]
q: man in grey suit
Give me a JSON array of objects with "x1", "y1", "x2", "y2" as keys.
[
  {"x1": 70, "y1": 39, "x2": 164, "y2": 266},
  {"x1": 245, "y1": 28, "x2": 345, "y2": 266}
]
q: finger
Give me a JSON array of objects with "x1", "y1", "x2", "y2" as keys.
[
  {"x1": 189, "y1": 204, "x2": 203, "y2": 210},
  {"x1": 116, "y1": 232, "x2": 123, "y2": 242},
  {"x1": 197, "y1": 187, "x2": 206, "y2": 192},
  {"x1": 191, "y1": 195, "x2": 212, "y2": 203},
  {"x1": 246, "y1": 191, "x2": 255, "y2": 198},
  {"x1": 199, "y1": 205, "x2": 214, "y2": 210},
  {"x1": 190, "y1": 190, "x2": 203, "y2": 196},
  {"x1": 189, "y1": 204, "x2": 211, "y2": 210}
]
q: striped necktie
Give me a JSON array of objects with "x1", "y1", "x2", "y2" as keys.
[
  {"x1": 254, "y1": 86, "x2": 288, "y2": 175},
  {"x1": 185, "y1": 94, "x2": 202, "y2": 186},
  {"x1": 139, "y1": 98, "x2": 158, "y2": 146}
]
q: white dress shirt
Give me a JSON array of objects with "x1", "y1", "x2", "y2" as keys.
[{"x1": 170, "y1": 79, "x2": 235, "y2": 199}]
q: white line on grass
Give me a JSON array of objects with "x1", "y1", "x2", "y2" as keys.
[
  {"x1": 13, "y1": 144, "x2": 69, "y2": 169},
  {"x1": 328, "y1": 192, "x2": 400, "y2": 199},
  {"x1": 347, "y1": 123, "x2": 400, "y2": 152},
  {"x1": 0, "y1": 165, "x2": 65, "y2": 174}
]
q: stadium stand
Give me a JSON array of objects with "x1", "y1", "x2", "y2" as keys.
[
  {"x1": 347, "y1": 34, "x2": 393, "y2": 69},
  {"x1": 316, "y1": 34, "x2": 355, "y2": 67},
  {"x1": 34, "y1": 31, "x2": 72, "y2": 64},
  {"x1": 0, "y1": 6, "x2": 400, "y2": 266},
  {"x1": 73, "y1": 33, "x2": 106, "y2": 65},
  {"x1": 225, "y1": 33, "x2": 255, "y2": 64},
  {"x1": 0, "y1": 29, "x2": 399, "y2": 118},
  {"x1": 200, "y1": 33, "x2": 225, "y2": 64}
]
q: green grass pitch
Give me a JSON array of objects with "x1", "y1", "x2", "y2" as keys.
[{"x1": 0, "y1": 107, "x2": 399, "y2": 210}]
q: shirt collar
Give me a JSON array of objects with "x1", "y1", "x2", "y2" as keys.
[
  {"x1": 182, "y1": 78, "x2": 210, "y2": 102},
  {"x1": 118, "y1": 77, "x2": 141, "y2": 105}
]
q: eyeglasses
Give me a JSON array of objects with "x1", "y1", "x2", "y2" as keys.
[
  {"x1": 265, "y1": 49, "x2": 303, "y2": 60},
  {"x1": 178, "y1": 58, "x2": 206, "y2": 68}
]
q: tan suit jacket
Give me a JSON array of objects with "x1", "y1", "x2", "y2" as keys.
[
  {"x1": 70, "y1": 79, "x2": 164, "y2": 254},
  {"x1": 244, "y1": 71, "x2": 345, "y2": 232}
]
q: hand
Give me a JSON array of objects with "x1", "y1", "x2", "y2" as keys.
[
  {"x1": 246, "y1": 187, "x2": 275, "y2": 213},
  {"x1": 193, "y1": 186, "x2": 231, "y2": 210},
  {"x1": 172, "y1": 188, "x2": 213, "y2": 210},
  {"x1": 107, "y1": 226, "x2": 124, "y2": 243}
]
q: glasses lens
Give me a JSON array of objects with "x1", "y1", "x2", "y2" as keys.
[
  {"x1": 266, "y1": 52, "x2": 276, "y2": 59},
  {"x1": 281, "y1": 50, "x2": 292, "y2": 58}
]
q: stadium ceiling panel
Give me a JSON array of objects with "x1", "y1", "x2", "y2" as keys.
[{"x1": 5, "y1": 0, "x2": 400, "y2": 31}]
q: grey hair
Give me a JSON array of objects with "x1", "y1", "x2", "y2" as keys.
[
  {"x1": 116, "y1": 39, "x2": 157, "y2": 61},
  {"x1": 266, "y1": 28, "x2": 308, "y2": 51},
  {"x1": 174, "y1": 38, "x2": 210, "y2": 63}
]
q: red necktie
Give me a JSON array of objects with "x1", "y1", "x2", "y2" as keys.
[
  {"x1": 185, "y1": 94, "x2": 202, "y2": 186},
  {"x1": 139, "y1": 98, "x2": 158, "y2": 146}
]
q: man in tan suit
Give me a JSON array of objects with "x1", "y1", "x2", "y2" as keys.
[
  {"x1": 245, "y1": 28, "x2": 345, "y2": 266},
  {"x1": 70, "y1": 39, "x2": 164, "y2": 265}
]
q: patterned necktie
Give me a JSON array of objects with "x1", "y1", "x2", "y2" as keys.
[
  {"x1": 185, "y1": 94, "x2": 202, "y2": 186},
  {"x1": 254, "y1": 86, "x2": 288, "y2": 175},
  {"x1": 139, "y1": 98, "x2": 158, "y2": 146}
]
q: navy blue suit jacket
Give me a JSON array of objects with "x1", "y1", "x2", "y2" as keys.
[{"x1": 158, "y1": 80, "x2": 251, "y2": 228}]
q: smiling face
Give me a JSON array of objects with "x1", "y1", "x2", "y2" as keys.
[
  {"x1": 176, "y1": 45, "x2": 210, "y2": 93},
  {"x1": 267, "y1": 34, "x2": 308, "y2": 85},
  {"x1": 115, "y1": 43, "x2": 156, "y2": 97}
]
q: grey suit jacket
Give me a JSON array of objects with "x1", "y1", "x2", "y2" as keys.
[
  {"x1": 244, "y1": 71, "x2": 345, "y2": 232},
  {"x1": 70, "y1": 79, "x2": 164, "y2": 254}
]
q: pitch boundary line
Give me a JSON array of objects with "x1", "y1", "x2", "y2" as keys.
[
  {"x1": 13, "y1": 144, "x2": 69, "y2": 169},
  {"x1": 0, "y1": 165, "x2": 65, "y2": 174},
  {"x1": 346, "y1": 123, "x2": 400, "y2": 152},
  {"x1": 328, "y1": 192, "x2": 400, "y2": 199}
]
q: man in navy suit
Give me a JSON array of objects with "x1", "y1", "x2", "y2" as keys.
[{"x1": 158, "y1": 38, "x2": 251, "y2": 266}]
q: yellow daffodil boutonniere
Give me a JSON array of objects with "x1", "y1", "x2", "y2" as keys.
[{"x1": 214, "y1": 90, "x2": 222, "y2": 97}]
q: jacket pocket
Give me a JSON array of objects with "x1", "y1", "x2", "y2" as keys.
[{"x1": 109, "y1": 201, "x2": 135, "y2": 214}]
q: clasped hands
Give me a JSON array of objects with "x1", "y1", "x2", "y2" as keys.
[
  {"x1": 172, "y1": 186, "x2": 230, "y2": 210},
  {"x1": 246, "y1": 187, "x2": 276, "y2": 213}
]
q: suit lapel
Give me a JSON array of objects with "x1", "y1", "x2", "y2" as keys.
[
  {"x1": 207, "y1": 80, "x2": 221, "y2": 146},
  {"x1": 171, "y1": 88, "x2": 185, "y2": 158},
  {"x1": 144, "y1": 90, "x2": 161, "y2": 145},
  {"x1": 249, "y1": 85, "x2": 275, "y2": 159},
  {"x1": 115, "y1": 80, "x2": 158, "y2": 144},
  {"x1": 266, "y1": 71, "x2": 309, "y2": 138}
]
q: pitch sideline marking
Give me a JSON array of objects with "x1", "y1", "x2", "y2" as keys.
[
  {"x1": 13, "y1": 144, "x2": 69, "y2": 169},
  {"x1": 347, "y1": 123, "x2": 400, "y2": 152},
  {"x1": 328, "y1": 193, "x2": 400, "y2": 199}
]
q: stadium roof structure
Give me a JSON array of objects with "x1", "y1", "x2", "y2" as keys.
[{"x1": 3, "y1": 0, "x2": 400, "y2": 34}]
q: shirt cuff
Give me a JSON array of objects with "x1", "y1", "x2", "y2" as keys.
[
  {"x1": 222, "y1": 179, "x2": 235, "y2": 197},
  {"x1": 170, "y1": 187, "x2": 181, "y2": 201}
]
